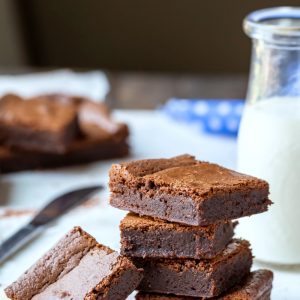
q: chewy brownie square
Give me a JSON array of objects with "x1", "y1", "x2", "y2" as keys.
[
  {"x1": 120, "y1": 213, "x2": 235, "y2": 259},
  {"x1": 134, "y1": 239, "x2": 252, "y2": 298},
  {"x1": 0, "y1": 95, "x2": 130, "y2": 173},
  {"x1": 5, "y1": 227, "x2": 143, "y2": 300},
  {"x1": 109, "y1": 155, "x2": 271, "y2": 226},
  {"x1": 0, "y1": 94, "x2": 78, "y2": 153},
  {"x1": 135, "y1": 269, "x2": 273, "y2": 300},
  {"x1": 0, "y1": 137, "x2": 129, "y2": 173}
]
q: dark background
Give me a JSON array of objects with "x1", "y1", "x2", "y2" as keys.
[
  {"x1": 2, "y1": 0, "x2": 299, "y2": 72},
  {"x1": 0, "y1": 1, "x2": 298, "y2": 108}
]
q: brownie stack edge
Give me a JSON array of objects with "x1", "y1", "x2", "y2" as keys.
[
  {"x1": 120, "y1": 213, "x2": 235, "y2": 259},
  {"x1": 109, "y1": 155, "x2": 274, "y2": 299}
]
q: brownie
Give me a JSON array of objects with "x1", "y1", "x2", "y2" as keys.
[
  {"x1": 0, "y1": 138, "x2": 129, "y2": 173},
  {"x1": 5, "y1": 227, "x2": 143, "y2": 300},
  {"x1": 120, "y1": 213, "x2": 235, "y2": 259},
  {"x1": 135, "y1": 269, "x2": 273, "y2": 300},
  {"x1": 45, "y1": 93, "x2": 127, "y2": 141},
  {"x1": 0, "y1": 94, "x2": 79, "y2": 153},
  {"x1": 78, "y1": 100, "x2": 125, "y2": 139},
  {"x1": 0, "y1": 95, "x2": 130, "y2": 173},
  {"x1": 134, "y1": 239, "x2": 252, "y2": 298},
  {"x1": 109, "y1": 155, "x2": 271, "y2": 226}
]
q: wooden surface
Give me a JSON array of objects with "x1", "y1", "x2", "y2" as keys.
[{"x1": 106, "y1": 72, "x2": 248, "y2": 109}]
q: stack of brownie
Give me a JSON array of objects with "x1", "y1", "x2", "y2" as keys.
[
  {"x1": 109, "y1": 155, "x2": 274, "y2": 299},
  {"x1": 0, "y1": 93, "x2": 129, "y2": 173}
]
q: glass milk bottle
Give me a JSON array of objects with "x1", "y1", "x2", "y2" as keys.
[{"x1": 237, "y1": 7, "x2": 300, "y2": 264}]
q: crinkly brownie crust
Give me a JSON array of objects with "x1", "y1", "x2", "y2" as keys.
[{"x1": 109, "y1": 155, "x2": 271, "y2": 226}]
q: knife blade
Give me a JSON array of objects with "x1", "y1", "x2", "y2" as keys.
[{"x1": 0, "y1": 185, "x2": 102, "y2": 264}]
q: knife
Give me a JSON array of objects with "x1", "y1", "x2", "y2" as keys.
[{"x1": 0, "y1": 185, "x2": 102, "y2": 265}]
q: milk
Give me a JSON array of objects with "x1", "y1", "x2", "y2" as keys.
[{"x1": 237, "y1": 97, "x2": 300, "y2": 264}]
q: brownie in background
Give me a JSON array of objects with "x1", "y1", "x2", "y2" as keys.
[
  {"x1": 0, "y1": 94, "x2": 79, "y2": 153},
  {"x1": 0, "y1": 94, "x2": 130, "y2": 173}
]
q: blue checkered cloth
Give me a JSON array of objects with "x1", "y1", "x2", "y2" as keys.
[{"x1": 162, "y1": 98, "x2": 245, "y2": 136}]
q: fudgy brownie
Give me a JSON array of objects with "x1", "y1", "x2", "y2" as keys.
[
  {"x1": 0, "y1": 94, "x2": 79, "y2": 153},
  {"x1": 0, "y1": 95, "x2": 130, "y2": 173},
  {"x1": 5, "y1": 227, "x2": 143, "y2": 300},
  {"x1": 120, "y1": 213, "x2": 235, "y2": 259},
  {"x1": 135, "y1": 269, "x2": 273, "y2": 300},
  {"x1": 135, "y1": 239, "x2": 252, "y2": 298},
  {"x1": 78, "y1": 100, "x2": 124, "y2": 139},
  {"x1": 0, "y1": 138, "x2": 129, "y2": 173},
  {"x1": 109, "y1": 155, "x2": 271, "y2": 226}
]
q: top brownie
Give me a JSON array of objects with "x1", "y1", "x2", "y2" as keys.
[
  {"x1": 109, "y1": 155, "x2": 271, "y2": 226},
  {"x1": 0, "y1": 94, "x2": 78, "y2": 153}
]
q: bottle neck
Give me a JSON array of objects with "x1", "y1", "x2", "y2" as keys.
[
  {"x1": 246, "y1": 38, "x2": 300, "y2": 104},
  {"x1": 244, "y1": 7, "x2": 300, "y2": 104}
]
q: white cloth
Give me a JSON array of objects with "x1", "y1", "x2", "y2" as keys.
[
  {"x1": 0, "y1": 111, "x2": 298, "y2": 299},
  {"x1": 0, "y1": 69, "x2": 109, "y2": 100}
]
